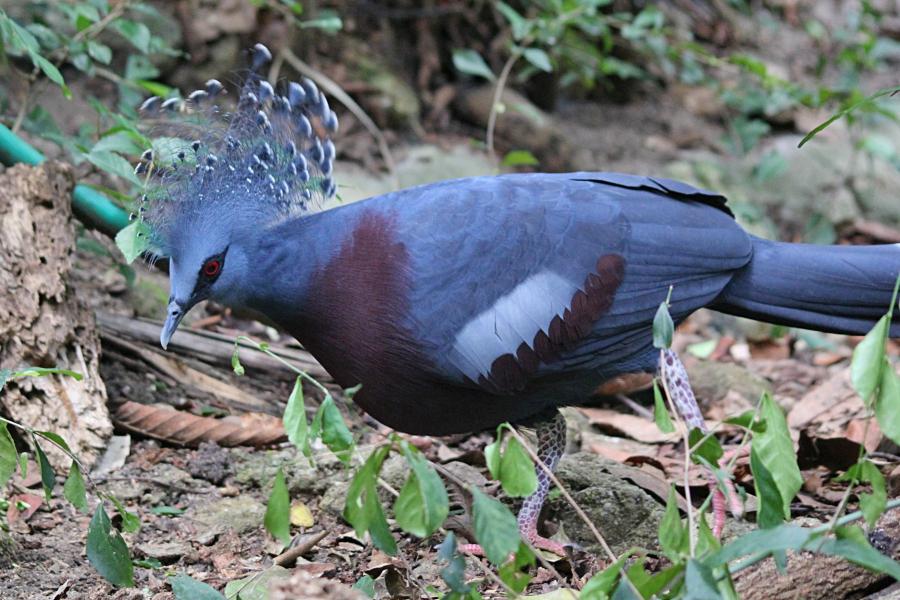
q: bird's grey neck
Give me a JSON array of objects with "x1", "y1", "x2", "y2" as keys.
[{"x1": 241, "y1": 210, "x2": 344, "y2": 324}]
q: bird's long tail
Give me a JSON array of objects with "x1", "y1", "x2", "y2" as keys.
[{"x1": 712, "y1": 237, "x2": 900, "y2": 337}]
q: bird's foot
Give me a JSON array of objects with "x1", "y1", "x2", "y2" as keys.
[{"x1": 459, "y1": 531, "x2": 569, "y2": 558}]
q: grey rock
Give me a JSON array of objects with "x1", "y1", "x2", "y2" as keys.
[
  {"x1": 192, "y1": 496, "x2": 265, "y2": 538},
  {"x1": 687, "y1": 360, "x2": 772, "y2": 407},
  {"x1": 136, "y1": 540, "x2": 194, "y2": 564},
  {"x1": 548, "y1": 453, "x2": 665, "y2": 555}
]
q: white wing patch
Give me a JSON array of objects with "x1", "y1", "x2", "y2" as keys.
[{"x1": 451, "y1": 270, "x2": 577, "y2": 382}]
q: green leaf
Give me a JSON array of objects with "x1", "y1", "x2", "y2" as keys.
[
  {"x1": 652, "y1": 301, "x2": 674, "y2": 349},
  {"x1": 343, "y1": 445, "x2": 397, "y2": 555},
  {"x1": 87, "y1": 40, "x2": 112, "y2": 64},
  {"x1": 111, "y1": 19, "x2": 151, "y2": 53},
  {"x1": 150, "y1": 505, "x2": 185, "y2": 516},
  {"x1": 686, "y1": 339, "x2": 717, "y2": 359},
  {"x1": 688, "y1": 428, "x2": 723, "y2": 466},
  {"x1": 751, "y1": 392, "x2": 801, "y2": 520},
  {"x1": 86, "y1": 149, "x2": 142, "y2": 185},
  {"x1": 0, "y1": 421, "x2": 16, "y2": 489},
  {"x1": 264, "y1": 468, "x2": 291, "y2": 546},
  {"x1": 352, "y1": 574, "x2": 376, "y2": 598},
  {"x1": 876, "y1": 363, "x2": 900, "y2": 444},
  {"x1": 496, "y1": 2, "x2": 530, "y2": 40},
  {"x1": 230, "y1": 345, "x2": 245, "y2": 376},
  {"x1": 498, "y1": 542, "x2": 535, "y2": 593},
  {"x1": 523, "y1": 47, "x2": 553, "y2": 72},
  {"x1": 750, "y1": 444, "x2": 783, "y2": 529},
  {"x1": 582, "y1": 554, "x2": 629, "y2": 598},
  {"x1": 684, "y1": 559, "x2": 720, "y2": 599},
  {"x1": 34, "y1": 442, "x2": 56, "y2": 501},
  {"x1": 851, "y1": 314, "x2": 889, "y2": 405},
  {"x1": 13, "y1": 366, "x2": 82, "y2": 380},
  {"x1": 799, "y1": 85, "x2": 900, "y2": 147},
  {"x1": 437, "y1": 532, "x2": 470, "y2": 594},
  {"x1": 471, "y1": 487, "x2": 519, "y2": 564},
  {"x1": 499, "y1": 435, "x2": 538, "y2": 497},
  {"x1": 837, "y1": 459, "x2": 886, "y2": 528},
  {"x1": 36, "y1": 430, "x2": 71, "y2": 452},
  {"x1": 32, "y1": 53, "x2": 70, "y2": 97},
  {"x1": 87, "y1": 504, "x2": 134, "y2": 587},
  {"x1": 484, "y1": 436, "x2": 501, "y2": 480},
  {"x1": 501, "y1": 149, "x2": 539, "y2": 167},
  {"x1": 659, "y1": 486, "x2": 687, "y2": 560},
  {"x1": 0, "y1": 368, "x2": 11, "y2": 389},
  {"x1": 170, "y1": 574, "x2": 224, "y2": 600},
  {"x1": 452, "y1": 49, "x2": 495, "y2": 81},
  {"x1": 723, "y1": 410, "x2": 766, "y2": 433},
  {"x1": 653, "y1": 380, "x2": 675, "y2": 434},
  {"x1": 64, "y1": 461, "x2": 88, "y2": 512},
  {"x1": 299, "y1": 14, "x2": 343, "y2": 32},
  {"x1": 394, "y1": 443, "x2": 449, "y2": 537},
  {"x1": 115, "y1": 221, "x2": 151, "y2": 263},
  {"x1": 282, "y1": 377, "x2": 310, "y2": 457},
  {"x1": 107, "y1": 494, "x2": 141, "y2": 533},
  {"x1": 316, "y1": 395, "x2": 354, "y2": 463}
]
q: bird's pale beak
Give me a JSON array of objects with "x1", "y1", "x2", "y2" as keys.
[{"x1": 160, "y1": 300, "x2": 186, "y2": 350}]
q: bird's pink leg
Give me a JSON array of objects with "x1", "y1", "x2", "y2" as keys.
[
  {"x1": 461, "y1": 410, "x2": 569, "y2": 557},
  {"x1": 659, "y1": 349, "x2": 740, "y2": 537}
]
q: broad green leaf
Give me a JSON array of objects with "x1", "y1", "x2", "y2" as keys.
[
  {"x1": 659, "y1": 487, "x2": 687, "y2": 560},
  {"x1": 837, "y1": 459, "x2": 886, "y2": 528},
  {"x1": 87, "y1": 40, "x2": 112, "y2": 64},
  {"x1": 107, "y1": 494, "x2": 141, "y2": 533},
  {"x1": 498, "y1": 542, "x2": 534, "y2": 593},
  {"x1": 352, "y1": 574, "x2": 376, "y2": 598},
  {"x1": 170, "y1": 574, "x2": 224, "y2": 600},
  {"x1": 0, "y1": 368, "x2": 10, "y2": 389},
  {"x1": 264, "y1": 468, "x2": 291, "y2": 546},
  {"x1": 91, "y1": 131, "x2": 141, "y2": 155},
  {"x1": 299, "y1": 14, "x2": 343, "y2": 32},
  {"x1": 63, "y1": 461, "x2": 88, "y2": 512},
  {"x1": 87, "y1": 504, "x2": 134, "y2": 587},
  {"x1": 751, "y1": 392, "x2": 801, "y2": 519},
  {"x1": 496, "y1": 2, "x2": 530, "y2": 40},
  {"x1": 437, "y1": 532, "x2": 470, "y2": 594},
  {"x1": 282, "y1": 377, "x2": 310, "y2": 456},
  {"x1": 471, "y1": 487, "x2": 519, "y2": 564},
  {"x1": 652, "y1": 301, "x2": 674, "y2": 349},
  {"x1": 343, "y1": 445, "x2": 397, "y2": 554},
  {"x1": 0, "y1": 422, "x2": 16, "y2": 488},
  {"x1": 523, "y1": 47, "x2": 553, "y2": 72},
  {"x1": 814, "y1": 536, "x2": 900, "y2": 579},
  {"x1": 452, "y1": 49, "x2": 495, "y2": 81},
  {"x1": 688, "y1": 428, "x2": 723, "y2": 466},
  {"x1": 851, "y1": 315, "x2": 889, "y2": 405},
  {"x1": 34, "y1": 442, "x2": 56, "y2": 501},
  {"x1": 223, "y1": 566, "x2": 291, "y2": 600},
  {"x1": 750, "y1": 444, "x2": 783, "y2": 529},
  {"x1": 684, "y1": 559, "x2": 719, "y2": 599},
  {"x1": 653, "y1": 380, "x2": 675, "y2": 434},
  {"x1": 115, "y1": 221, "x2": 151, "y2": 263},
  {"x1": 723, "y1": 410, "x2": 766, "y2": 433},
  {"x1": 484, "y1": 436, "x2": 501, "y2": 480},
  {"x1": 150, "y1": 505, "x2": 185, "y2": 516},
  {"x1": 394, "y1": 443, "x2": 448, "y2": 537},
  {"x1": 36, "y1": 430, "x2": 71, "y2": 452},
  {"x1": 501, "y1": 149, "x2": 539, "y2": 167},
  {"x1": 686, "y1": 339, "x2": 717, "y2": 359},
  {"x1": 582, "y1": 554, "x2": 628, "y2": 598},
  {"x1": 316, "y1": 395, "x2": 353, "y2": 463},
  {"x1": 111, "y1": 19, "x2": 151, "y2": 53},
  {"x1": 875, "y1": 360, "x2": 900, "y2": 444},
  {"x1": 499, "y1": 436, "x2": 538, "y2": 497},
  {"x1": 32, "y1": 53, "x2": 70, "y2": 97},
  {"x1": 86, "y1": 149, "x2": 142, "y2": 185}
]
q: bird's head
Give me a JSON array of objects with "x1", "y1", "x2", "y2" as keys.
[{"x1": 127, "y1": 42, "x2": 339, "y2": 350}]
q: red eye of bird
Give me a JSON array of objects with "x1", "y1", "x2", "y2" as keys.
[{"x1": 203, "y1": 259, "x2": 221, "y2": 277}]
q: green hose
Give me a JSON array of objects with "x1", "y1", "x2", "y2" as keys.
[{"x1": 0, "y1": 124, "x2": 130, "y2": 237}]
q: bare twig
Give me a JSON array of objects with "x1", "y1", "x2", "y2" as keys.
[
  {"x1": 485, "y1": 49, "x2": 521, "y2": 161},
  {"x1": 277, "y1": 47, "x2": 399, "y2": 190},
  {"x1": 273, "y1": 530, "x2": 329, "y2": 566}
]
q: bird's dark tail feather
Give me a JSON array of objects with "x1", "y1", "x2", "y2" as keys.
[{"x1": 712, "y1": 237, "x2": 900, "y2": 337}]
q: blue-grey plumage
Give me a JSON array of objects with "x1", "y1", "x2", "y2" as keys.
[{"x1": 145, "y1": 44, "x2": 900, "y2": 437}]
